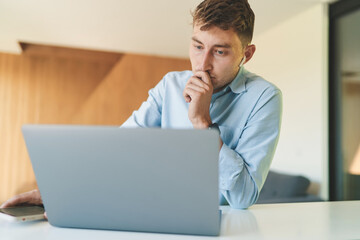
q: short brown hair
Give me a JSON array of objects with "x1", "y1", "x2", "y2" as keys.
[{"x1": 192, "y1": 0, "x2": 255, "y2": 47}]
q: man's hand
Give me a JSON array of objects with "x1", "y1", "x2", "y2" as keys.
[
  {"x1": 183, "y1": 71, "x2": 213, "y2": 129},
  {"x1": 0, "y1": 189, "x2": 47, "y2": 219},
  {"x1": 1, "y1": 189, "x2": 43, "y2": 208}
]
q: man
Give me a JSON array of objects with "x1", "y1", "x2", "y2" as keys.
[{"x1": 1, "y1": 0, "x2": 281, "y2": 210}]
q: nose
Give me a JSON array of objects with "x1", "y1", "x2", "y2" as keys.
[{"x1": 197, "y1": 51, "x2": 213, "y2": 72}]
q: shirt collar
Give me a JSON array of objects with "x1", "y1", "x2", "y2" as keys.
[{"x1": 228, "y1": 67, "x2": 247, "y2": 94}]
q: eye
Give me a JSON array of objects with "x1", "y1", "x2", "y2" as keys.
[
  {"x1": 194, "y1": 45, "x2": 202, "y2": 50},
  {"x1": 215, "y1": 49, "x2": 226, "y2": 56}
]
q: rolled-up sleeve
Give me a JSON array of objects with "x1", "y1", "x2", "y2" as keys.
[{"x1": 219, "y1": 89, "x2": 282, "y2": 209}]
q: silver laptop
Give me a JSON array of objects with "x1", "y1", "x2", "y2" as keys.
[{"x1": 22, "y1": 125, "x2": 221, "y2": 236}]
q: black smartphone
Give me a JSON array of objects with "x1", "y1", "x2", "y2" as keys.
[{"x1": 0, "y1": 206, "x2": 45, "y2": 222}]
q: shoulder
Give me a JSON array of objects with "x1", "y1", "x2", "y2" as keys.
[
  {"x1": 149, "y1": 70, "x2": 192, "y2": 97},
  {"x1": 162, "y1": 70, "x2": 193, "y2": 82},
  {"x1": 160, "y1": 70, "x2": 193, "y2": 90},
  {"x1": 244, "y1": 70, "x2": 281, "y2": 97}
]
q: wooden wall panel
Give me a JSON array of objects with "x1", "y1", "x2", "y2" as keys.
[
  {"x1": 0, "y1": 45, "x2": 191, "y2": 203},
  {"x1": 72, "y1": 54, "x2": 192, "y2": 125}
]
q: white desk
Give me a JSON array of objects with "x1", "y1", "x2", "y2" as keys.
[{"x1": 1, "y1": 201, "x2": 359, "y2": 240}]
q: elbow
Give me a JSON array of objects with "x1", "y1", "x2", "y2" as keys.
[
  {"x1": 227, "y1": 193, "x2": 258, "y2": 209},
  {"x1": 223, "y1": 178, "x2": 260, "y2": 209}
]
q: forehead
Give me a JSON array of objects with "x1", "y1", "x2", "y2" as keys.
[{"x1": 192, "y1": 24, "x2": 243, "y2": 48}]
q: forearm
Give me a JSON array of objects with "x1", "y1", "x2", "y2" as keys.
[
  {"x1": 121, "y1": 101, "x2": 161, "y2": 128},
  {"x1": 218, "y1": 143, "x2": 259, "y2": 209}
]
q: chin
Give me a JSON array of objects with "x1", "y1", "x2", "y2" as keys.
[{"x1": 213, "y1": 85, "x2": 224, "y2": 93}]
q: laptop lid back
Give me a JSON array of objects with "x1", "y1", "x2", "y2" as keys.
[{"x1": 22, "y1": 125, "x2": 220, "y2": 236}]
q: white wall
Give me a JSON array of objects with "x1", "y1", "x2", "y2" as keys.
[
  {"x1": 0, "y1": 0, "x2": 199, "y2": 57},
  {"x1": 246, "y1": 3, "x2": 329, "y2": 199}
]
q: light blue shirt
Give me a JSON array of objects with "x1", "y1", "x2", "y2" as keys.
[{"x1": 121, "y1": 67, "x2": 282, "y2": 209}]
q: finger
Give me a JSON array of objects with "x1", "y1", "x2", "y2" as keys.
[
  {"x1": 187, "y1": 77, "x2": 212, "y2": 93},
  {"x1": 186, "y1": 83, "x2": 207, "y2": 93},
  {"x1": 183, "y1": 88, "x2": 192, "y2": 103},
  {"x1": 183, "y1": 88, "x2": 199, "y2": 101},
  {"x1": 0, "y1": 202, "x2": 8, "y2": 208},
  {"x1": 183, "y1": 84, "x2": 202, "y2": 102},
  {"x1": 183, "y1": 85, "x2": 191, "y2": 102},
  {"x1": 183, "y1": 80, "x2": 212, "y2": 104},
  {"x1": 184, "y1": 96, "x2": 191, "y2": 103},
  {"x1": 183, "y1": 80, "x2": 198, "y2": 103},
  {"x1": 0, "y1": 190, "x2": 41, "y2": 208},
  {"x1": 44, "y1": 212, "x2": 48, "y2": 220},
  {"x1": 28, "y1": 189, "x2": 41, "y2": 204},
  {"x1": 188, "y1": 76, "x2": 207, "y2": 88},
  {"x1": 194, "y1": 71, "x2": 212, "y2": 85},
  {"x1": 0, "y1": 195, "x2": 26, "y2": 208}
]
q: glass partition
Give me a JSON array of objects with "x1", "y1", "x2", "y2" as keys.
[{"x1": 329, "y1": 0, "x2": 360, "y2": 200}]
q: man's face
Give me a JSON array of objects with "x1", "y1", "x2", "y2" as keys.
[{"x1": 189, "y1": 24, "x2": 245, "y2": 93}]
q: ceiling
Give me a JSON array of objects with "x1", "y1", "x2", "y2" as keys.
[{"x1": 0, "y1": 0, "x2": 336, "y2": 58}]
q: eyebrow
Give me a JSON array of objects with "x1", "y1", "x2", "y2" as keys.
[{"x1": 191, "y1": 37, "x2": 232, "y2": 48}]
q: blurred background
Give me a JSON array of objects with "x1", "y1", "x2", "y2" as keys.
[{"x1": 0, "y1": 0, "x2": 359, "y2": 204}]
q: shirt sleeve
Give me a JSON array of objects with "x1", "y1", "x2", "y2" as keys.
[
  {"x1": 121, "y1": 78, "x2": 165, "y2": 128},
  {"x1": 219, "y1": 88, "x2": 282, "y2": 209}
]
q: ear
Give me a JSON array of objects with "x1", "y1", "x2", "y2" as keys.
[{"x1": 243, "y1": 44, "x2": 256, "y2": 64}]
